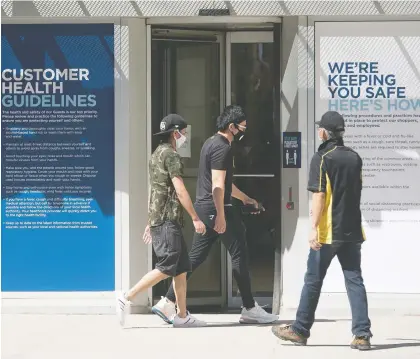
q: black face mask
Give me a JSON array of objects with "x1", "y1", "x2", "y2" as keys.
[{"x1": 231, "y1": 124, "x2": 245, "y2": 141}]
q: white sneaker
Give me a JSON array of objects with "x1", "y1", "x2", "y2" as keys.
[
  {"x1": 116, "y1": 292, "x2": 130, "y2": 327},
  {"x1": 173, "y1": 312, "x2": 207, "y2": 328},
  {"x1": 239, "y1": 302, "x2": 278, "y2": 324},
  {"x1": 152, "y1": 296, "x2": 176, "y2": 324}
]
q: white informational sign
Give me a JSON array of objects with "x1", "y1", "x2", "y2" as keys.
[
  {"x1": 177, "y1": 125, "x2": 191, "y2": 158},
  {"x1": 315, "y1": 21, "x2": 420, "y2": 293}
]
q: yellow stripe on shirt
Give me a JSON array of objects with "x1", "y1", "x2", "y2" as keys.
[{"x1": 318, "y1": 146, "x2": 337, "y2": 192}]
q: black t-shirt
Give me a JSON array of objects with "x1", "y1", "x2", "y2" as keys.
[{"x1": 195, "y1": 134, "x2": 233, "y2": 209}]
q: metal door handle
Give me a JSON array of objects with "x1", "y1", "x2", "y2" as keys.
[
  {"x1": 233, "y1": 174, "x2": 275, "y2": 178},
  {"x1": 286, "y1": 186, "x2": 294, "y2": 210}
]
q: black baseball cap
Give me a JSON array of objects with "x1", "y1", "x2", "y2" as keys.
[
  {"x1": 153, "y1": 114, "x2": 187, "y2": 136},
  {"x1": 316, "y1": 111, "x2": 345, "y2": 132}
]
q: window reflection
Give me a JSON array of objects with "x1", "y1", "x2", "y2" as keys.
[
  {"x1": 230, "y1": 42, "x2": 278, "y2": 298},
  {"x1": 231, "y1": 43, "x2": 275, "y2": 175}
]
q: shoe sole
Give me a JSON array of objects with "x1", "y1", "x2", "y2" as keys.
[
  {"x1": 271, "y1": 327, "x2": 307, "y2": 346},
  {"x1": 173, "y1": 323, "x2": 207, "y2": 328},
  {"x1": 275, "y1": 336, "x2": 307, "y2": 346},
  {"x1": 291, "y1": 342, "x2": 307, "y2": 346},
  {"x1": 351, "y1": 344, "x2": 371, "y2": 351},
  {"x1": 151, "y1": 306, "x2": 173, "y2": 324},
  {"x1": 239, "y1": 317, "x2": 278, "y2": 324}
]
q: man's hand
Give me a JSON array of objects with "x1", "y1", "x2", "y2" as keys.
[
  {"x1": 193, "y1": 219, "x2": 206, "y2": 235},
  {"x1": 143, "y1": 225, "x2": 152, "y2": 244},
  {"x1": 243, "y1": 197, "x2": 265, "y2": 214},
  {"x1": 214, "y1": 214, "x2": 226, "y2": 234},
  {"x1": 309, "y1": 228, "x2": 322, "y2": 251}
]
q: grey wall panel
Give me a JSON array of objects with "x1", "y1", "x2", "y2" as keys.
[
  {"x1": 138, "y1": 0, "x2": 227, "y2": 16},
  {"x1": 3, "y1": 1, "x2": 420, "y2": 18}
]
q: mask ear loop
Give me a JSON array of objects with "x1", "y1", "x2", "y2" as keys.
[
  {"x1": 233, "y1": 124, "x2": 245, "y2": 141},
  {"x1": 317, "y1": 127, "x2": 325, "y2": 142},
  {"x1": 228, "y1": 123, "x2": 235, "y2": 137},
  {"x1": 174, "y1": 129, "x2": 181, "y2": 139}
]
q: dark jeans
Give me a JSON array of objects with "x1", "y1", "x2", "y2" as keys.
[
  {"x1": 293, "y1": 242, "x2": 372, "y2": 338},
  {"x1": 165, "y1": 206, "x2": 255, "y2": 309}
]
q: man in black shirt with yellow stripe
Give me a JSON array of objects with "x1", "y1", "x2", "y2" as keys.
[{"x1": 272, "y1": 111, "x2": 372, "y2": 350}]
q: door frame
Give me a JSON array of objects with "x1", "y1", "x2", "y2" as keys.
[
  {"x1": 146, "y1": 25, "x2": 281, "y2": 310},
  {"x1": 225, "y1": 31, "x2": 277, "y2": 309},
  {"x1": 148, "y1": 26, "x2": 228, "y2": 307}
]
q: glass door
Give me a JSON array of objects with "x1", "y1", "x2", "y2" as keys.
[
  {"x1": 226, "y1": 31, "x2": 280, "y2": 308},
  {"x1": 151, "y1": 29, "x2": 227, "y2": 306}
]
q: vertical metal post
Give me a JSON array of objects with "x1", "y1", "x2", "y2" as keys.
[
  {"x1": 146, "y1": 24, "x2": 153, "y2": 306},
  {"x1": 225, "y1": 32, "x2": 233, "y2": 307},
  {"x1": 272, "y1": 22, "x2": 283, "y2": 315},
  {"x1": 219, "y1": 33, "x2": 228, "y2": 309}
]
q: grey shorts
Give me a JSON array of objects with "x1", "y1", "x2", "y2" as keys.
[{"x1": 150, "y1": 221, "x2": 191, "y2": 277}]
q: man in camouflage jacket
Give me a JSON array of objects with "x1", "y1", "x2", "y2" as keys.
[{"x1": 116, "y1": 114, "x2": 206, "y2": 328}]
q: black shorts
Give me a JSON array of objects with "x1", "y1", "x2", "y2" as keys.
[{"x1": 150, "y1": 221, "x2": 191, "y2": 277}]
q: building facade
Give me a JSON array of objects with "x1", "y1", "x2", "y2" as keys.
[{"x1": 2, "y1": 1, "x2": 420, "y2": 314}]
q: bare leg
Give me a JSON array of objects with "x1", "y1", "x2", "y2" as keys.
[
  {"x1": 126, "y1": 269, "x2": 168, "y2": 302},
  {"x1": 173, "y1": 273, "x2": 187, "y2": 318}
]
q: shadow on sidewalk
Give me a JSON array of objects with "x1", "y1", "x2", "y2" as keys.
[
  {"x1": 125, "y1": 319, "x2": 345, "y2": 329},
  {"x1": 285, "y1": 341, "x2": 420, "y2": 351},
  {"x1": 369, "y1": 342, "x2": 420, "y2": 351},
  {"x1": 388, "y1": 338, "x2": 420, "y2": 342}
]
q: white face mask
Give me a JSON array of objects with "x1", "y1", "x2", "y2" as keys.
[{"x1": 175, "y1": 132, "x2": 187, "y2": 149}]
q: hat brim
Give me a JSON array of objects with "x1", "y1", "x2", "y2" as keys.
[
  {"x1": 153, "y1": 123, "x2": 188, "y2": 136},
  {"x1": 315, "y1": 123, "x2": 345, "y2": 131},
  {"x1": 153, "y1": 129, "x2": 175, "y2": 136}
]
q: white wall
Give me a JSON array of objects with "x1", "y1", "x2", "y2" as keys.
[
  {"x1": 280, "y1": 16, "x2": 420, "y2": 315},
  {"x1": 315, "y1": 20, "x2": 420, "y2": 295},
  {"x1": 121, "y1": 18, "x2": 150, "y2": 314},
  {"x1": 279, "y1": 16, "x2": 312, "y2": 311}
]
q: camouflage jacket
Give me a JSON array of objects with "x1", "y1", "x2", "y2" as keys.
[{"x1": 148, "y1": 143, "x2": 184, "y2": 227}]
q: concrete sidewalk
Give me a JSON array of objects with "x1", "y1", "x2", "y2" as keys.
[{"x1": 2, "y1": 312, "x2": 420, "y2": 359}]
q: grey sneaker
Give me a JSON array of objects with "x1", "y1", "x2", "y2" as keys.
[
  {"x1": 240, "y1": 302, "x2": 278, "y2": 324},
  {"x1": 172, "y1": 312, "x2": 207, "y2": 328}
]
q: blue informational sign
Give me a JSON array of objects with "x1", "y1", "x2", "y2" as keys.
[
  {"x1": 1, "y1": 24, "x2": 115, "y2": 291},
  {"x1": 283, "y1": 132, "x2": 301, "y2": 169}
]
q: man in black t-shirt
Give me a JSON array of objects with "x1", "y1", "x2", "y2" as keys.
[{"x1": 153, "y1": 105, "x2": 278, "y2": 324}]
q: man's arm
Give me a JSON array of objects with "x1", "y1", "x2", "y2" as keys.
[
  {"x1": 311, "y1": 192, "x2": 325, "y2": 229},
  {"x1": 232, "y1": 183, "x2": 260, "y2": 208},
  {"x1": 210, "y1": 144, "x2": 231, "y2": 217},
  {"x1": 165, "y1": 152, "x2": 200, "y2": 222},
  {"x1": 212, "y1": 169, "x2": 226, "y2": 218},
  {"x1": 172, "y1": 176, "x2": 200, "y2": 221},
  {"x1": 232, "y1": 183, "x2": 248, "y2": 203},
  {"x1": 307, "y1": 153, "x2": 326, "y2": 249}
]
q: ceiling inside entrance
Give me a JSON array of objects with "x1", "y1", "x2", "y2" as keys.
[{"x1": 2, "y1": 1, "x2": 420, "y2": 17}]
